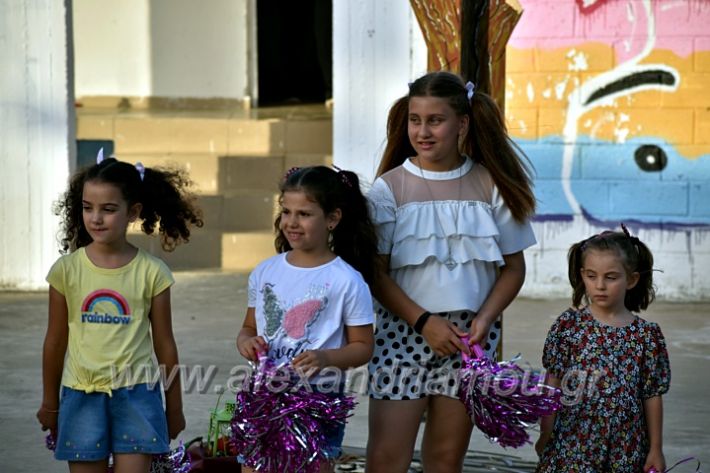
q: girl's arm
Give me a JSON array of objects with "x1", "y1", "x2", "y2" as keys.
[
  {"x1": 535, "y1": 373, "x2": 561, "y2": 456},
  {"x1": 37, "y1": 286, "x2": 69, "y2": 438},
  {"x1": 236, "y1": 307, "x2": 268, "y2": 361},
  {"x1": 643, "y1": 395, "x2": 666, "y2": 472},
  {"x1": 292, "y1": 324, "x2": 374, "y2": 373},
  {"x1": 469, "y1": 251, "x2": 526, "y2": 345},
  {"x1": 372, "y1": 255, "x2": 468, "y2": 357},
  {"x1": 150, "y1": 287, "x2": 185, "y2": 440}
]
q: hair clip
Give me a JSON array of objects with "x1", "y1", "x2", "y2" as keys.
[
  {"x1": 284, "y1": 167, "x2": 300, "y2": 181},
  {"x1": 134, "y1": 162, "x2": 145, "y2": 181},
  {"x1": 464, "y1": 81, "x2": 475, "y2": 101},
  {"x1": 332, "y1": 164, "x2": 353, "y2": 188},
  {"x1": 96, "y1": 148, "x2": 105, "y2": 165}
]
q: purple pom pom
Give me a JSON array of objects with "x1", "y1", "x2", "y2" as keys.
[
  {"x1": 458, "y1": 341, "x2": 562, "y2": 448},
  {"x1": 231, "y1": 357, "x2": 355, "y2": 472},
  {"x1": 45, "y1": 433, "x2": 56, "y2": 451}
]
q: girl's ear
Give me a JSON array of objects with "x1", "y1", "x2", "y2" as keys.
[
  {"x1": 459, "y1": 114, "x2": 470, "y2": 137},
  {"x1": 327, "y1": 208, "x2": 342, "y2": 230},
  {"x1": 627, "y1": 271, "x2": 640, "y2": 290},
  {"x1": 128, "y1": 202, "x2": 143, "y2": 223}
]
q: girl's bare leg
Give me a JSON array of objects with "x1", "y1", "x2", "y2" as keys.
[{"x1": 365, "y1": 397, "x2": 428, "y2": 473}]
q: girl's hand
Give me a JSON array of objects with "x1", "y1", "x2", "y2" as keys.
[
  {"x1": 421, "y1": 315, "x2": 469, "y2": 357},
  {"x1": 291, "y1": 350, "x2": 330, "y2": 378},
  {"x1": 238, "y1": 336, "x2": 268, "y2": 361},
  {"x1": 468, "y1": 314, "x2": 495, "y2": 346},
  {"x1": 36, "y1": 405, "x2": 59, "y2": 438},
  {"x1": 534, "y1": 431, "x2": 551, "y2": 457},
  {"x1": 166, "y1": 406, "x2": 186, "y2": 440},
  {"x1": 644, "y1": 448, "x2": 666, "y2": 473}
]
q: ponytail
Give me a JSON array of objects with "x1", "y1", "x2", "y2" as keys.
[
  {"x1": 138, "y1": 166, "x2": 203, "y2": 251},
  {"x1": 377, "y1": 96, "x2": 415, "y2": 176},
  {"x1": 55, "y1": 158, "x2": 203, "y2": 252},
  {"x1": 568, "y1": 229, "x2": 656, "y2": 312},
  {"x1": 276, "y1": 166, "x2": 380, "y2": 286},
  {"x1": 467, "y1": 93, "x2": 536, "y2": 222}
]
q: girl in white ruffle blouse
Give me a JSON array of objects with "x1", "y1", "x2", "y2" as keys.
[{"x1": 366, "y1": 71, "x2": 537, "y2": 473}]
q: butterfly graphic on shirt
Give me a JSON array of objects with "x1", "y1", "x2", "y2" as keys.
[{"x1": 260, "y1": 283, "x2": 328, "y2": 340}]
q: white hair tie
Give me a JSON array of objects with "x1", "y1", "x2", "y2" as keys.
[
  {"x1": 465, "y1": 81, "x2": 475, "y2": 101},
  {"x1": 134, "y1": 162, "x2": 145, "y2": 181}
]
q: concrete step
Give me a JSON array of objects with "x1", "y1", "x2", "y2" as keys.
[
  {"x1": 110, "y1": 152, "x2": 332, "y2": 196},
  {"x1": 128, "y1": 229, "x2": 278, "y2": 272},
  {"x1": 77, "y1": 112, "x2": 332, "y2": 156},
  {"x1": 78, "y1": 107, "x2": 333, "y2": 271},
  {"x1": 221, "y1": 231, "x2": 277, "y2": 271}
]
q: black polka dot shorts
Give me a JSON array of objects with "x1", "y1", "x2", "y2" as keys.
[{"x1": 367, "y1": 307, "x2": 501, "y2": 400}]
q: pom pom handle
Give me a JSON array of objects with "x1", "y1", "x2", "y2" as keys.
[{"x1": 459, "y1": 335, "x2": 486, "y2": 360}]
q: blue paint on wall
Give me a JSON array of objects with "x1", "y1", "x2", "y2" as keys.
[{"x1": 517, "y1": 136, "x2": 710, "y2": 227}]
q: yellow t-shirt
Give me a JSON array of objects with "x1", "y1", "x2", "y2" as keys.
[{"x1": 46, "y1": 247, "x2": 174, "y2": 394}]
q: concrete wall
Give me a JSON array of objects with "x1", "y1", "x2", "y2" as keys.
[
  {"x1": 73, "y1": 0, "x2": 250, "y2": 100},
  {"x1": 0, "y1": 0, "x2": 74, "y2": 289},
  {"x1": 333, "y1": 0, "x2": 710, "y2": 300},
  {"x1": 507, "y1": 0, "x2": 710, "y2": 300},
  {"x1": 333, "y1": 0, "x2": 427, "y2": 180}
]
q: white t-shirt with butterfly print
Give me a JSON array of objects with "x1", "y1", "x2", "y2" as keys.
[{"x1": 248, "y1": 252, "x2": 374, "y2": 368}]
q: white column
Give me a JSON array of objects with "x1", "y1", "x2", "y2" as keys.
[
  {"x1": 0, "y1": 0, "x2": 74, "y2": 289},
  {"x1": 333, "y1": 0, "x2": 426, "y2": 184}
]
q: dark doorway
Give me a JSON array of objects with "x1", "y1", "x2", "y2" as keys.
[{"x1": 257, "y1": 0, "x2": 331, "y2": 106}]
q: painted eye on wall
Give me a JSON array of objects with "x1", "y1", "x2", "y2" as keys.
[{"x1": 634, "y1": 145, "x2": 667, "y2": 172}]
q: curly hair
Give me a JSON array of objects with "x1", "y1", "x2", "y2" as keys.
[
  {"x1": 274, "y1": 166, "x2": 380, "y2": 287},
  {"x1": 54, "y1": 158, "x2": 203, "y2": 253},
  {"x1": 568, "y1": 228, "x2": 656, "y2": 312}
]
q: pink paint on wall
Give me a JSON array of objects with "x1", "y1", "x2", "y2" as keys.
[{"x1": 509, "y1": 0, "x2": 710, "y2": 59}]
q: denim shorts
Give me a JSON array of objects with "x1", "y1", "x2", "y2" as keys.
[{"x1": 54, "y1": 383, "x2": 169, "y2": 461}]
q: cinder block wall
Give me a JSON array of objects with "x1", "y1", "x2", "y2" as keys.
[{"x1": 506, "y1": 0, "x2": 710, "y2": 300}]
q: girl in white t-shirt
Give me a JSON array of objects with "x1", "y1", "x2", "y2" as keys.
[
  {"x1": 236, "y1": 166, "x2": 379, "y2": 473},
  {"x1": 366, "y1": 71, "x2": 537, "y2": 472}
]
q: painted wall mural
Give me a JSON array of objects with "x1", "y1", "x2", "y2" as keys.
[{"x1": 506, "y1": 0, "x2": 710, "y2": 230}]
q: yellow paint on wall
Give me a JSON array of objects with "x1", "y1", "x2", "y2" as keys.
[
  {"x1": 694, "y1": 49, "x2": 710, "y2": 72},
  {"x1": 506, "y1": 47, "x2": 535, "y2": 73},
  {"x1": 505, "y1": 45, "x2": 710, "y2": 157},
  {"x1": 695, "y1": 109, "x2": 710, "y2": 145},
  {"x1": 506, "y1": 72, "x2": 581, "y2": 109},
  {"x1": 537, "y1": 108, "x2": 566, "y2": 138},
  {"x1": 504, "y1": 108, "x2": 537, "y2": 140},
  {"x1": 532, "y1": 43, "x2": 614, "y2": 73}
]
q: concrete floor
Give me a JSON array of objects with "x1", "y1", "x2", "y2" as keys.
[{"x1": 1, "y1": 270, "x2": 708, "y2": 472}]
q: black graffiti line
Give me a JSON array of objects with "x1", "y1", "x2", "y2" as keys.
[{"x1": 584, "y1": 69, "x2": 676, "y2": 107}]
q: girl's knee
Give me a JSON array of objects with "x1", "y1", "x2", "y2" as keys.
[{"x1": 365, "y1": 447, "x2": 414, "y2": 473}]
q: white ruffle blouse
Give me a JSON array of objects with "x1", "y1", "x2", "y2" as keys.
[{"x1": 368, "y1": 156, "x2": 536, "y2": 313}]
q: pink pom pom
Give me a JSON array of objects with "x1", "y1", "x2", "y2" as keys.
[{"x1": 458, "y1": 337, "x2": 562, "y2": 448}]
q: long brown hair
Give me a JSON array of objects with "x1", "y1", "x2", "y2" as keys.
[{"x1": 377, "y1": 71, "x2": 535, "y2": 222}]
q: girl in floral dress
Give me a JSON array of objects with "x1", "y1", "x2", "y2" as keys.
[{"x1": 535, "y1": 226, "x2": 670, "y2": 473}]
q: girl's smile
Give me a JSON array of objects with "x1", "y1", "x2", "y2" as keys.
[
  {"x1": 82, "y1": 181, "x2": 140, "y2": 248},
  {"x1": 279, "y1": 190, "x2": 340, "y2": 262},
  {"x1": 408, "y1": 96, "x2": 468, "y2": 171}
]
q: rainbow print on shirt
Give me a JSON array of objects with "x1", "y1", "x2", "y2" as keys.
[{"x1": 81, "y1": 289, "x2": 132, "y2": 325}]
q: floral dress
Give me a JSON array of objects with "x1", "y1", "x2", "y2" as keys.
[{"x1": 536, "y1": 307, "x2": 671, "y2": 473}]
